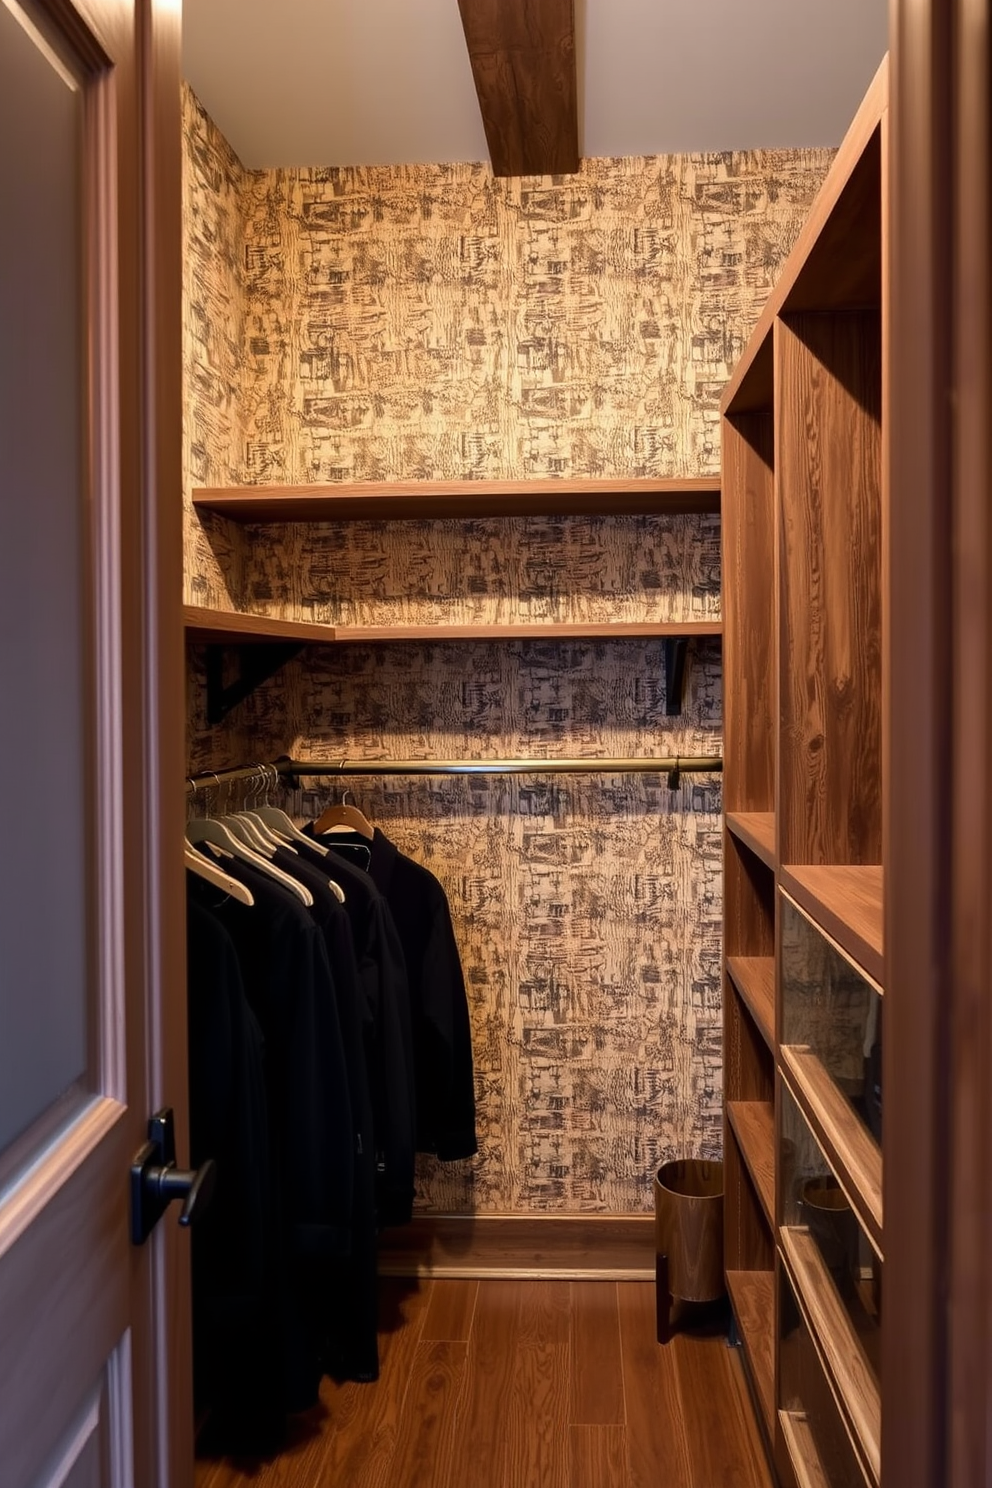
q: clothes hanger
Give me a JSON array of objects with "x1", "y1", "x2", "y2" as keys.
[
  {"x1": 186, "y1": 779, "x2": 313, "y2": 907},
  {"x1": 249, "y1": 765, "x2": 347, "y2": 902},
  {"x1": 185, "y1": 842, "x2": 254, "y2": 906},
  {"x1": 237, "y1": 769, "x2": 299, "y2": 853},
  {"x1": 253, "y1": 765, "x2": 331, "y2": 857},
  {"x1": 313, "y1": 788, "x2": 375, "y2": 841}
]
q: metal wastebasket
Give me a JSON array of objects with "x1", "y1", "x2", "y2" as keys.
[{"x1": 654, "y1": 1157, "x2": 724, "y2": 1342}]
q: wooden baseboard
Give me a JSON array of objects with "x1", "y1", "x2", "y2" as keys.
[{"x1": 377, "y1": 1212, "x2": 656, "y2": 1280}]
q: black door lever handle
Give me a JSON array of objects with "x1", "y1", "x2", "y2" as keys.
[
  {"x1": 145, "y1": 1156, "x2": 217, "y2": 1226},
  {"x1": 130, "y1": 1108, "x2": 217, "y2": 1244}
]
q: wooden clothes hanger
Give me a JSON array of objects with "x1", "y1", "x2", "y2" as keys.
[{"x1": 313, "y1": 790, "x2": 375, "y2": 840}]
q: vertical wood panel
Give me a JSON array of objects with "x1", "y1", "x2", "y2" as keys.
[
  {"x1": 723, "y1": 414, "x2": 776, "y2": 816},
  {"x1": 946, "y1": 2, "x2": 992, "y2": 1485},
  {"x1": 886, "y1": 5, "x2": 953, "y2": 1486},
  {"x1": 777, "y1": 311, "x2": 883, "y2": 868}
]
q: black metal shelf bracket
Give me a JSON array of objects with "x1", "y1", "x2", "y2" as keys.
[
  {"x1": 205, "y1": 643, "x2": 304, "y2": 726},
  {"x1": 663, "y1": 636, "x2": 690, "y2": 716}
]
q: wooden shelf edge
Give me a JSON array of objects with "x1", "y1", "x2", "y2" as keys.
[
  {"x1": 779, "y1": 1228, "x2": 880, "y2": 1484},
  {"x1": 726, "y1": 811, "x2": 777, "y2": 869},
  {"x1": 726, "y1": 1269, "x2": 775, "y2": 1438},
  {"x1": 183, "y1": 604, "x2": 723, "y2": 646},
  {"x1": 192, "y1": 475, "x2": 721, "y2": 522},
  {"x1": 779, "y1": 1047, "x2": 883, "y2": 1248},
  {"x1": 779, "y1": 869, "x2": 883, "y2": 986},
  {"x1": 779, "y1": 1410, "x2": 835, "y2": 1488},
  {"x1": 726, "y1": 956, "x2": 775, "y2": 1049},
  {"x1": 721, "y1": 53, "x2": 888, "y2": 416},
  {"x1": 727, "y1": 1101, "x2": 775, "y2": 1229}
]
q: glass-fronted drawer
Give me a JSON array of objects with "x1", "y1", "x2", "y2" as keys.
[
  {"x1": 780, "y1": 890, "x2": 882, "y2": 1240},
  {"x1": 780, "y1": 1081, "x2": 881, "y2": 1482},
  {"x1": 779, "y1": 1261, "x2": 874, "y2": 1488}
]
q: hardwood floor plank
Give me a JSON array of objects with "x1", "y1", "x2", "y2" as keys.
[
  {"x1": 196, "y1": 1277, "x2": 773, "y2": 1488},
  {"x1": 421, "y1": 1279, "x2": 479, "y2": 1341},
  {"x1": 516, "y1": 1277, "x2": 572, "y2": 1347},
  {"x1": 447, "y1": 1279, "x2": 522, "y2": 1488},
  {"x1": 294, "y1": 1278, "x2": 432, "y2": 1488},
  {"x1": 673, "y1": 1331, "x2": 772, "y2": 1488},
  {"x1": 569, "y1": 1426, "x2": 628, "y2": 1488},
  {"x1": 571, "y1": 1282, "x2": 624, "y2": 1425},
  {"x1": 617, "y1": 1282, "x2": 692, "y2": 1488},
  {"x1": 502, "y1": 1342, "x2": 571, "y2": 1488},
  {"x1": 387, "y1": 1340, "x2": 468, "y2": 1488}
]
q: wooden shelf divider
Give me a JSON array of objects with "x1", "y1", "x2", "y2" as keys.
[
  {"x1": 780, "y1": 1046, "x2": 883, "y2": 1248},
  {"x1": 726, "y1": 1269, "x2": 775, "y2": 1437},
  {"x1": 779, "y1": 868, "x2": 883, "y2": 986},
  {"x1": 727, "y1": 1101, "x2": 775, "y2": 1228},
  {"x1": 726, "y1": 956, "x2": 775, "y2": 1049},
  {"x1": 725, "y1": 811, "x2": 776, "y2": 870},
  {"x1": 780, "y1": 1227, "x2": 880, "y2": 1484},
  {"x1": 192, "y1": 475, "x2": 721, "y2": 523}
]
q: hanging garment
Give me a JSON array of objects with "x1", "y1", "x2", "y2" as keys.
[
  {"x1": 270, "y1": 843, "x2": 381, "y2": 1382},
  {"x1": 326, "y1": 827, "x2": 478, "y2": 1161},
  {"x1": 186, "y1": 889, "x2": 285, "y2": 1453},
  {"x1": 204, "y1": 858, "x2": 354, "y2": 1411},
  {"x1": 298, "y1": 832, "x2": 417, "y2": 1227}
]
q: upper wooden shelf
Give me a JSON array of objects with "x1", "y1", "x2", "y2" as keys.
[
  {"x1": 721, "y1": 53, "x2": 888, "y2": 417},
  {"x1": 779, "y1": 866, "x2": 883, "y2": 986},
  {"x1": 725, "y1": 810, "x2": 776, "y2": 869},
  {"x1": 184, "y1": 605, "x2": 723, "y2": 647},
  {"x1": 192, "y1": 476, "x2": 721, "y2": 523}
]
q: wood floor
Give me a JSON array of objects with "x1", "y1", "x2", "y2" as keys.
[{"x1": 195, "y1": 1279, "x2": 773, "y2": 1488}]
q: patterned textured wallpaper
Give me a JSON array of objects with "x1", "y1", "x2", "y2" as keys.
[
  {"x1": 182, "y1": 88, "x2": 247, "y2": 609},
  {"x1": 181, "y1": 90, "x2": 833, "y2": 1213}
]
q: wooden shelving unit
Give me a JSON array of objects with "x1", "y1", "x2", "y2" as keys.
[
  {"x1": 192, "y1": 475, "x2": 721, "y2": 522},
  {"x1": 721, "y1": 55, "x2": 888, "y2": 1488}
]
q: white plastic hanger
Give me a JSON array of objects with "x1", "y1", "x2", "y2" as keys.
[
  {"x1": 186, "y1": 817, "x2": 314, "y2": 907},
  {"x1": 185, "y1": 843, "x2": 254, "y2": 906}
]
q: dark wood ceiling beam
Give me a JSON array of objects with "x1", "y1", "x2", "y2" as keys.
[{"x1": 457, "y1": 0, "x2": 579, "y2": 177}]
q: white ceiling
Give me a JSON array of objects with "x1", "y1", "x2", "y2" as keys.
[{"x1": 182, "y1": 0, "x2": 889, "y2": 172}]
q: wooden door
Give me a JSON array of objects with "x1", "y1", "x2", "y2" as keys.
[{"x1": 0, "y1": 0, "x2": 188, "y2": 1485}]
